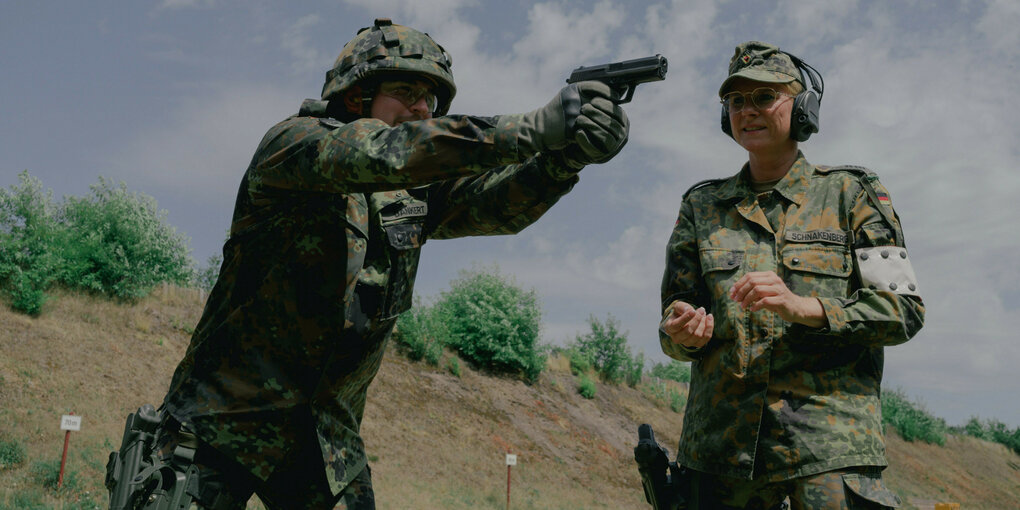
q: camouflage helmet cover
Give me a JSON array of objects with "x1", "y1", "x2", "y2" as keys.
[
  {"x1": 719, "y1": 41, "x2": 803, "y2": 97},
  {"x1": 321, "y1": 18, "x2": 456, "y2": 115}
]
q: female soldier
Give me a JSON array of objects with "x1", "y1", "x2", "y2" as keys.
[{"x1": 659, "y1": 41, "x2": 924, "y2": 508}]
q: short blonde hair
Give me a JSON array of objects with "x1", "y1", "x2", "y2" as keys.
[{"x1": 783, "y1": 80, "x2": 805, "y2": 95}]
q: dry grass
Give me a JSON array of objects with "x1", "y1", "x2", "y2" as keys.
[{"x1": 1, "y1": 290, "x2": 1018, "y2": 509}]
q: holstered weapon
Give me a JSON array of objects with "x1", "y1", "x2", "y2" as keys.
[
  {"x1": 634, "y1": 423, "x2": 688, "y2": 510},
  {"x1": 106, "y1": 404, "x2": 197, "y2": 509}
]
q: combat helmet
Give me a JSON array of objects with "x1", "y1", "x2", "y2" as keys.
[{"x1": 322, "y1": 18, "x2": 456, "y2": 115}]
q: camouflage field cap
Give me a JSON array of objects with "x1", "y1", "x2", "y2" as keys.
[
  {"x1": 718, "y1": 41, "x2": 802, "y2": 96},
  {"x1": 322, "y1": 18, "x2": 456, "y2": 115}
]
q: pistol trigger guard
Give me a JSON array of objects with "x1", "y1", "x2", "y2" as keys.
[
  {"x1": 616, "y1": 84, "x2": 635, "y2": 104},
  {"x1": 562, "y1": 83, "x2": 582, "y2": 134}
]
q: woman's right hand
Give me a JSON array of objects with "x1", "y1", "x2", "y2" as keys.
[{"x1": 662, "y1": 300, "x2": 714, "y2": 349}]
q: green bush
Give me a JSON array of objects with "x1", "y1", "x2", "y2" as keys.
[
  {"x1": 58, "y1": 177, "x2": 192, "y2": 300},
  {"x1": 649, "y1": 360, "x2": 691, "y2": 384},
  {"x1": 446, "y1": 356, "x2": 461, "y2": 378},
  {"x1": 0, "y1": 438, "x2": 26, "y2": 469},
  {"x1": 436, "y1": 267, "x2": 545, "y2": 383},
  {"x1": 639, "y1": 379, "x2": 686, "y2": 414},
  {"x1": 567, "y1": 347, "x2": 592, "y2": 376},
  {"x1": 881, "y1": 387, "x2": 947, "y2": 445},
  {"x1": 963, "y1": 416, "x2": 991, "y2": 441},
  {"x1": 577, "y1": 373, "x2": 596, "y2": 399},
  {"x1": 0, "y1": 171, "x2": 62, "y2": 315},
  {"x1": 624, "y1": 351, "x2": 644, "y2": 388},
  {"x1": 669, "y1": 386, "x2": 686, "y2": 413},
  {"x1": 394, "y1": 298, "x2": 446, "y2": 366},
  {"x1": 962, "y1": 416, "x2": 1020, "y2": 455},
  {"x1": 571, "y1": 314, "x2": 638, "y2": 385},
  {"x1": 0, "y1": 172, "x2": 194, "y2": 312},
  {"x1": 193, "y1": 253, "x2": 223, "y2": 292}
]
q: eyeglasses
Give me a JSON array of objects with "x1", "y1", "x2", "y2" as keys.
[
  {"x1": 720, "y1": 87, "x2": 794, "y2": 113},
  {"x1": 378, "y1": 81, "x2": 438, "y2": 111}
]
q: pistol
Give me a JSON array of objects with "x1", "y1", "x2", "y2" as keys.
[
  {"x1": 566, "y1": 54, "x2": 668, "y2": 104},
  {"x1": 634, "y1": 423, "x2": 688, "y2": 510}
]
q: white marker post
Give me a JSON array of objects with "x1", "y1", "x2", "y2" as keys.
[
  {"x1": 505, "y1": 453, "x2": 517, "y2": 510},
  {"x1": 59, "y1": 413, "x2": 81, "y2": 489}
]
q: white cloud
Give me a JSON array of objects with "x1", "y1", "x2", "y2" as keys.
[
  {"x1": 158, "y1": 0, "x2": 216, "y2": 9},
  {"x1": 110, "y1": 83, "x2": 298, "y2": 202},
  {"x1": 282, "y1": 14, "x2": 330, "y2": 75},
  {"x1": 977, "y1": 0, "x2": 1020, "y2": 52}
]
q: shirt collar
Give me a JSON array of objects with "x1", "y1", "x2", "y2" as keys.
[{"x1": 712, "y1": 151, "x2": 812, "y2": 205}]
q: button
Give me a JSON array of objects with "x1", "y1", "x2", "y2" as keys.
[
  {"x1": 908, "y1": 283, "x2": 916, "y2": 291},
  {"x1": 900, "y1": 251, "x2": 907, "y2": 259},
  {"x1": 760, "y1": 328, "x2": 769, "y2": 337},
  {"x1": 889, "y1": 282, "x2": 898, "y2": 290},
  {"x1": 881, "y1": 250, "x2": 890, "y2": 258},
  {"x1": 860, "y1": 252, "x2": 869, "y2": 261},
  {"x1": 791, "y1": 257, "x2": 800, "y2": 265}
]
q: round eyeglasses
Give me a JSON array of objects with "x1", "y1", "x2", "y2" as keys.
[{"x1": 721, "y1": 87, "x2": 794, "y2": 113}]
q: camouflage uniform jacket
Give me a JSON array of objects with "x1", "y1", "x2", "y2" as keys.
[
  {"x1": 163, "y1": 99, "x2": 580, "y2": 496},
  {"x1": 659, "y1": 152, "x2": 924, "y2": 481}
]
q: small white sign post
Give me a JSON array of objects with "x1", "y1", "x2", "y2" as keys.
[
  {"x1": 505, "y1": 453, "x2": 517, "y2": 510},
  {"x1": 59, "y1": 413, "x2": 81, "y2": 489}
]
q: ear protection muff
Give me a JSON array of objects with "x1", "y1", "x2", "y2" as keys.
[
  {"x1": 786, "y1": 53, "x2": 823, "y2": 141},
  {"x1": 721, "y1": 51, "x2": 825, "y2": 142}
]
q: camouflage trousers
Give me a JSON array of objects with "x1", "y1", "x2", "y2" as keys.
[
  {"x1": 688, "y1": 467, "x2": 901, "y2": 510},
  {"x1": 157, "y1": 417, "x2": 375, "y2": 509}
]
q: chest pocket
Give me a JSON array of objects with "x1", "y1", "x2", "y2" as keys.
[
  {"x1": 378, "y1": 194, "x2": 428, "y2": 319},
  {"x1": 700, "y1": 248, "x2": 744, "y2": 295},
  {"x1": 781, "y1": 245, "x2": 852, "y2": 298}
]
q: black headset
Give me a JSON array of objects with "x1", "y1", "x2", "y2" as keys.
[{"x1": 721, "y1": 51, "x2": 824, "y2": 142}]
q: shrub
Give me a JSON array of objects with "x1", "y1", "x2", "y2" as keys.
[
  {"x1": 669, "y1": 386, "x2": 686, "y2": 413},
  {"x1": 881, "y1": 387, "x2": 947, "y2": 445},
  {"x1": 394, "y1": 298, "x2": 446, "y2": 366},
  {"x1": 0, "y1": 438, "x2": 26, "y2": 469},
  {"x1": 193, "y1": 253, "x2": 223, "y2": 292},
  {"x1": 0, "y1": 172, "x2": 194, "y2": 312},
  {"x1": 567, "y1": 347, "x2": 592, "y2": 376},
  {"x1": 639, "y1": 379, "x2": 686, "y2": 414},
  {"x1": 436, "y1": 267, "x2": 545, "y2": 383},
  {"x1": 962, "y1": 416, "x2": 1020, "y2": 455},
  {"x1": 571, "y1": 314, "x2": 632, "y2": 384},
  {"x1": 58, "y1": 177, "x2": 192, "y2": 300},
  {"x1": 577, "y1": 373, "x2": 596, "y2": 399},
  {"x1": 649, "y1": 360, "x2": 691, "y2": 384},
  {"x1": 963, "y1": 416, "x2": 992, "y2": 441},
  {"x1": 624, "y1": 351, "x2": 644, "y2": 388},
  {"x1": 446, "y1": 356, "x2": 461, "y2": 378},
  {"x1": 0, "y1": 171, "x2": 62, "y2": 315}
]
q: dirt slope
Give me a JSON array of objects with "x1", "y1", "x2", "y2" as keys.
[{"x1": 1, "y1": 290, "x2": 1018, "y2": 509}]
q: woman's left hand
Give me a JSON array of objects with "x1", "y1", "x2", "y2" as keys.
[{"x1": 729, "y1": 271, "x2": 827, "y2": 328}]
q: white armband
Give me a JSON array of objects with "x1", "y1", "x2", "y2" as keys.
[{"x1": 855, "y1": 246, "x2": 920, "y2": 297}]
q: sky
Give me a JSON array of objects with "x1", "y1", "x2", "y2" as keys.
[{"x1": 2, "y1": 0, "x2": 1019, "y2": 428}]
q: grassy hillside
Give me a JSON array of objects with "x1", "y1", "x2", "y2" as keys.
[{"x1": 1, "y1": 290, "x2": 1018, "y2": 509}]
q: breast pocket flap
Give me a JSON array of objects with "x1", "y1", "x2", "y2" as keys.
[
  {"x1": 700, "y1": 249, "x2": 744, "y2": 274},
  {"x1": 782, "y1": 246, "x2": 851, "y2": 277}
]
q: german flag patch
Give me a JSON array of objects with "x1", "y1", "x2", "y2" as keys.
[{"x1": 876, "y1": 191, "x2": 891, "y2": 206}]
